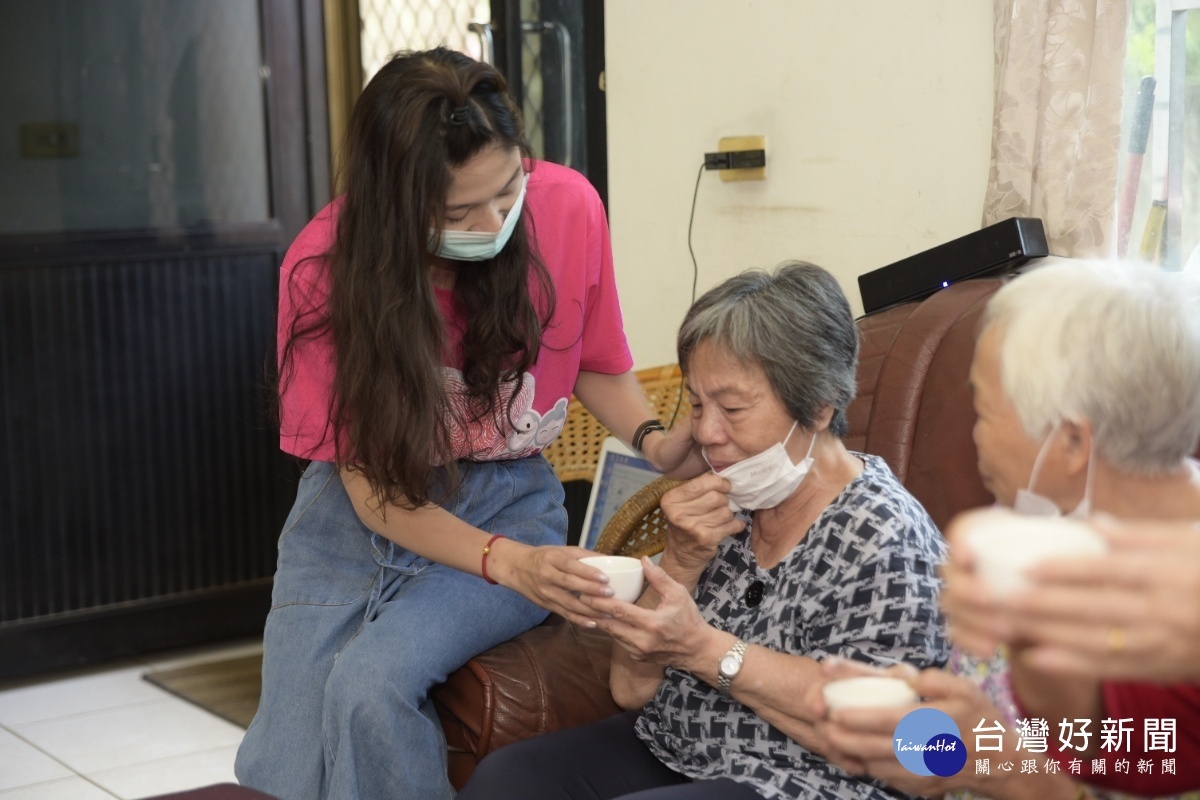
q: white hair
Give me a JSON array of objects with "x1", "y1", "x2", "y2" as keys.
[{"x1": 981, "y1": 257, "x2": 1200, "y2": 475}]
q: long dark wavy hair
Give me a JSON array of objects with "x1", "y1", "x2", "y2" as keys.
[{"x1": 279, "y1": 48, "x2": 554, "y2": 508}]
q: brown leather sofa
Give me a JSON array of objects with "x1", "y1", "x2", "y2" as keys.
[{"x1": 432, "y1": 277, "x2": 1003, "y2": 789}]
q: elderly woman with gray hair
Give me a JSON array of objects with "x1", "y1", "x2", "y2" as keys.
[
  {"x1": 459, "y1": 261, "x2": 948, "y2": 800},
  {"x1": 814, "y1": 258, "x2": 1200, "y2": 800}
]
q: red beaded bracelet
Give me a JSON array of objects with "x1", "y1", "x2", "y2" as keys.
[{"x1": 481, "y1": 533, "x2": 505, "y2": 585}]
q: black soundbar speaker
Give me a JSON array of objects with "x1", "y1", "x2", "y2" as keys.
[{"x1": 857, "y1": 217, "x2": 1049, "y2": 315}]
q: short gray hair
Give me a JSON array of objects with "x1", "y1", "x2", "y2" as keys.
[
  {"x1": 982, "y1": 257, "x2": 1200, "y2": 475},
  {"x1": 677, "y1": 261, "x2": 859, "y2": 437}
]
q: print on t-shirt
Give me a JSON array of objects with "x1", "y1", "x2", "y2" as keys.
[{"x1": 442, "y1": 367, "x2": 568, "y2": 461}]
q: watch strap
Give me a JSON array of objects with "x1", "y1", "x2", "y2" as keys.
[
  {"x1": 632, "y1": 419, "x2": 666, "y2": 453},
  {"x1": 717, "y1": 638, "x2": 748, "y2": 693}
]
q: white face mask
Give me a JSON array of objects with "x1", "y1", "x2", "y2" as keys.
[
  {"x1": 429, "y1": 175, "x2": 528, "y2": 262},
  {"x1": 1012, "y1": 422, "x2": 1094, "y2": 519},
  {"x1": 704, "y1": 421, "x2": 817, "y2": 512}
]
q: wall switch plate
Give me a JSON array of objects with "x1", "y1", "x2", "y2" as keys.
[
  {"x1": 21, "y1": 122, "x2": 80, "y2": 158},
  {"x1": 717, "y1": 135, "x2": 765, "y2": 182}
]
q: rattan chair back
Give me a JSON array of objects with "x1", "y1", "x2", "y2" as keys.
[
  {"x1": 592, "y1": 476, "x2": 684, "y2": 559},
  {"x1": 541, "y1": 364, "x2": 688, "y2": 484}
]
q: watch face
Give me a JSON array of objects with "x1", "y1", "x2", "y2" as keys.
[{"x1": 720, "y1": 654, "x2": 740, "y2": 676}]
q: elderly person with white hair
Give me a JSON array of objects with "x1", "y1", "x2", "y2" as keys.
[
  {"x1": 812, "y1": 258, "x2": 1200, "y2": 800},
  {"x1": 459, "y1": 261, "x2": 949, "y2": 800}
]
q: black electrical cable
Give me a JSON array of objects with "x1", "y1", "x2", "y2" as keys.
[
  {"x1": 686, "y1": 161, "x2": 703, "y2": 309},
  {"x1": 668, "y1": 161, "x2": 706, "y2": 428}
]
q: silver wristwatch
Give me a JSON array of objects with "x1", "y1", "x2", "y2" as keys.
[{"x1": 717, "y1": 638, "x2": 748, "y2": 693}]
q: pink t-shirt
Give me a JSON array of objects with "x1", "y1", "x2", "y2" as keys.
[{"x1": 277, "y1": 160, "x2": 633, "y2": 463}]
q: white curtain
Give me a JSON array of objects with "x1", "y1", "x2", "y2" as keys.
[{"x1": 982, "y1": 0, "x2": 1130, "y2": 257}]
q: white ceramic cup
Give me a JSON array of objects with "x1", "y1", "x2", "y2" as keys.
[
  {"x1": 822, "y1": 676, "x2": 919, "y2": 710},
  {"x1": 580, "y1": 555, "x2": 645, "y2": 603},
  {"x1": 962, "y1": 510, "x2": 1108, "y2": 596}
]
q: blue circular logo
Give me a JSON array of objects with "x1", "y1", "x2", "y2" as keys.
[{"x1": 892, "y1": 707, "x2": 967, "y2": 777}]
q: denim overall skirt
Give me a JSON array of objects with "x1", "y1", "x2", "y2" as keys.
[{"x1": 235, "y1": 455, "x2": 567, "y2": 800}]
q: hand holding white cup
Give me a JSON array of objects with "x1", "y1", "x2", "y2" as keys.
[
  {"x1": 580, "y1": 555, "x2": 645, "y2": 603},
  {"x1": 961, "y1": 510, "x2": 1108, "y2": 596},
  {"x1": 822, "y1": 676, "x2": 920, "y2": 711}
]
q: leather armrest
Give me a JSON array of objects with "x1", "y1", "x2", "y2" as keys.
[{"x1": 433, "y1": 614, "x2": 622, "y2": 789}]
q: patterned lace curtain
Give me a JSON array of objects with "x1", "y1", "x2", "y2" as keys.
[{"x1": 982, "y1": 0, "x2": 1131, "y2": 257}]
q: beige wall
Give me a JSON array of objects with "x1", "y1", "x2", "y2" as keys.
[{"x1": 605, "y1": 0, "x2": 995, "y2": 368}]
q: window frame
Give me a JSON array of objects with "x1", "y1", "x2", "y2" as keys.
[{"x1": 1151, "y1": 0, "x2": 1200, "y2": 269}]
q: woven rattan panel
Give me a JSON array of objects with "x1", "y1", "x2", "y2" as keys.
[
  {"x1": 542, "y1": 365, "x2": 688, "y2": 483},
  {"x1": 593, "y1": 476, "x2": 683, "y2": 558}
]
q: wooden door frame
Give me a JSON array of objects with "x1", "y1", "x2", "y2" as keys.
[{"x1": 323, "y1": 0, "x2": 362, "y2": 196}]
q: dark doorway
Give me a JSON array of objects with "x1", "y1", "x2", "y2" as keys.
[{"x1": 0, "y1": 0, "x2": 329, "y2": 679}]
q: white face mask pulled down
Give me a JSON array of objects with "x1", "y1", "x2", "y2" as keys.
[
  {"x1": 704, "y1": 421, "x2": 817, "y2": 512},
  {"x1": 1012, "y1": 422, "x2": 1094, "y2": 518}
]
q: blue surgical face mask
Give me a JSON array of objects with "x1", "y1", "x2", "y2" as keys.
[{"x1": 429, "y1": 175, "x2": 528, "y2": 262}]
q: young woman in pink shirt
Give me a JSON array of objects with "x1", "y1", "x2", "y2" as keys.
[{"x1": 235, "y1": 47, "x2": 697, "y2": 800}]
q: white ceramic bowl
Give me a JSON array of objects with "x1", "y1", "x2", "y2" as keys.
[
  {"x1": 580, "y1": 555, "x2": 645, "y2": 603},
  {"x1": 822, "y1": 676, "x2": 919, "y2": 710},
  {"x1": 962, "y1": 511, "x2": 1108, "y2": 596}
]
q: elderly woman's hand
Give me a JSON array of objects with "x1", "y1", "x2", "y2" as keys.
[
  {"x1": 585, "y1": 557, "x2": 713, "y2": 668},
  {"x1": 817, "y1": 661, "x2": 1085, "y2": 800},
  {"x1": 1002, "y1": 517, "x2": 1200, "y2": 682},
  {"x1": 807, "y1": 658, "x2": 920, "y2": 780},
  {"x1": 659, "y1": 473, "x2": 747, "y2": 581},
  {"x1": 814, "y1": 661, "x2": 1000, "y2": 798},
  {"x1": 939, "y1": 509, "x2": 1014, "y2": 658},
  {"x1": 942, "y1": 512, "x2": 1200, "y2": 681}
]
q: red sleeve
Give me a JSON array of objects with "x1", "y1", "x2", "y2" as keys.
[{"x1": 1027, "y1": 682, "x2": 1200, "y2": 794}]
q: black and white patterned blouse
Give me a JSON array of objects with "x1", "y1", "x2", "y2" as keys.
[{"x1": 635, "y1": 454, "x2": 948, "y2": 800}]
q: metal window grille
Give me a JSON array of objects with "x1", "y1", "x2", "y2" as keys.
[
  {"x1": 520, "y1": 0, "x2": 545, "y2": 158},
  {"x1": 353, "y1": 0, "x2": 574, "y2": 169},
  {"x1": 359, "y1": 0, "x2": 490, "y2": 84}
]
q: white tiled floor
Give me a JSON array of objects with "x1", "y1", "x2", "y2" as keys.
[{"x1": 0, "y1": 639, "x2": 262, "y2": 799}]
